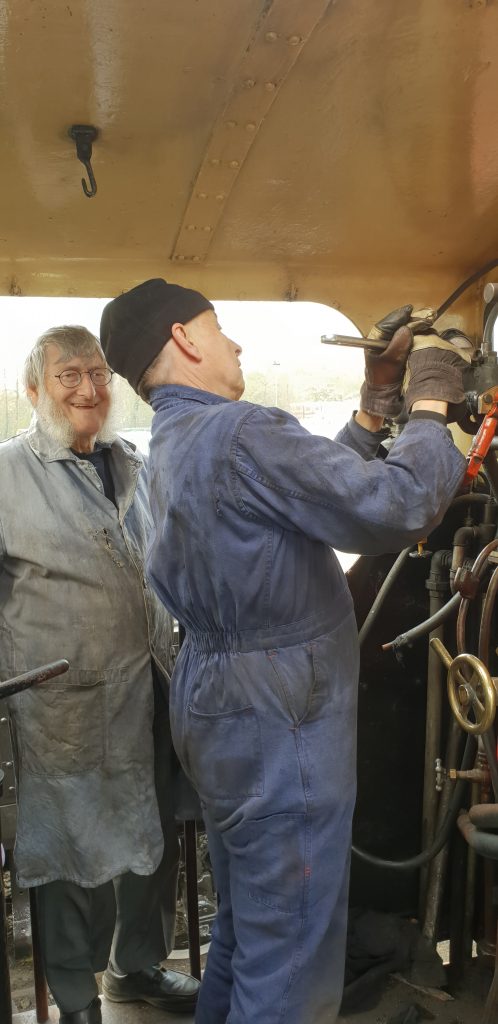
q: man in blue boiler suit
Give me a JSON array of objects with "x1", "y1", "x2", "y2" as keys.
[{"x1": 100, "y1": 281, "x2": 466, "y2": 1024}]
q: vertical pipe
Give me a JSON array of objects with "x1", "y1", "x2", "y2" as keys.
[
  {"x1": 462, "y1": 782, "x2": 480, "y2": 962},
  {"x1": 419, "y1": 587, "x2": 445, "y2": 919},
  {"x1": 28, "y1": 889, "x2": 48, "y2": 1023},
  {"x1": 419, "y1": 551, "x2": 451, "y2": 921},
  {"x1": 448, "y1": 828, "x2": 468, "y2": 988},
  {"x1": 184, "y1": 820, "x2": 201, "y2": 981},
  {"x1": 484, "y1": 452, "x2": 498, "y2": 505},
  {"x1": 422, "y1": 720, "x2": 463, "y2": 943},
  {"x1": 481, "y1": 861, "x2": 496, "y2": 961},
  {"x1": 0, "y1": 770, "x2": 12, "y2": 1024}
]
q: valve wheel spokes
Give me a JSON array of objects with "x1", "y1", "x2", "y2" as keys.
[{"x1": 448, "y1": 653, "x2": 496, "y2": 735}]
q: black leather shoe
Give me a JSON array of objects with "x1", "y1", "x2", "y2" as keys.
[
  {"x1": 59, "y1": 996, "x2": 102, "y2": 1024},
  {"x1": 102, "y1": 965, "x2": 199, "y2": 1014}
]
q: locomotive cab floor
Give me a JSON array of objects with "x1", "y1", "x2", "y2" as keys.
[
  {"x1": 12, "y1": 970, "x2": 489, "y2": 1024},
  {"x1": 12, "y1": 1001, "x2": 194, "y2": 1024},
  {"x1": 11, "y1": 952, "x2": 491, "y2": 1024}
]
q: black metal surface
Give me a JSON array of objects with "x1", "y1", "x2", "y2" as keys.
[
  {"x1": 348, "y1": 487, "x2": 498, "y2": 931},
  {"x1": 348, "y1": 551, "x2": 433, "y2": 913}
]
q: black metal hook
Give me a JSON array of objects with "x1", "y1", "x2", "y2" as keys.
[{"x1": 68, "y1": 124, "x2": 99, "y2": 198}]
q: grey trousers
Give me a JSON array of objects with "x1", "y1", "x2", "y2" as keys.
[{"x1": 34, "y1": 673, "x2": 181, "y2": 1013}]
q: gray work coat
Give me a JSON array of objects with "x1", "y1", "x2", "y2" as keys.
[{"x1": 0, "y1": 420, "x2": 174, "y2": 888}]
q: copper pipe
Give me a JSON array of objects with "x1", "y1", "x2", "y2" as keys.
[
  {"x1": 478, "y1": 564, "x2": 498, "y2": 665},
  {"x1": 469, "y1": 803, "x2": 498, "y2": 829},
  {"x1": 456, "y1": 538, "x2": 498, "y2": 654},
  {"x1": 458, "y1": 811, "x2": 498, "y2": 859},
  {"x1": 450, "y1": 527, "x2": 479, "y2": 590},
  {"x1": 477, "y1": 570, "x2": 498, "y2": 799}
]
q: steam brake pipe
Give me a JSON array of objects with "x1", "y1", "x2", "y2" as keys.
[{"x1": 420, "y1": 549, "x2": 451, "y2": 920}]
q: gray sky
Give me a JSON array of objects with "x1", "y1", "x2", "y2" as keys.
[{"x1": 0, "y1": 296, "x2": 363, "y2": 387}]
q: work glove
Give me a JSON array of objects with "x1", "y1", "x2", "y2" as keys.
[
  {"x1": 359, "y1": 304, "x2": 436, "y2": 418},
  {"x1": 404, "y1": 330, "x2": 473, "y2": 420}
]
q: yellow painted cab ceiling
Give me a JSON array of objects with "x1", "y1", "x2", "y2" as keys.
[{"x1": 1, "y1": 0, "x2": 498, "y2": 332}]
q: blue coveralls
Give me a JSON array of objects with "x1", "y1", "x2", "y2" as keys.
[{"x1": 147, "y1": 386, "x2": 466, "y2": 1024}]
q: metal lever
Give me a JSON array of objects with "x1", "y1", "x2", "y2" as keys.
[
  {"x1": 321, "y1": 333, "x2": 387, "y2": 352},
  {"x1": 0, "y1": 659, "x2": 69, "y2": 700}
]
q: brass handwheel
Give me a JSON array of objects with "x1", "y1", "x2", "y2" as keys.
[{"x1": 430, "y1": 639, "x2": 496, "y2": 735}]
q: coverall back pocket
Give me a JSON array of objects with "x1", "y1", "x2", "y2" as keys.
[
  {"x1": 18, "y1": 671, "x2": 105, "y2": 777},
  {"x1": 186, "y1": 704, "x2": 264, "y2": 802}
]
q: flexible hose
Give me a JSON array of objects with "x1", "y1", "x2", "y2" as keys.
[
  {"x1": 382, "y1": 591, "x2": 461, "y2": 652},
  {"x1": 435, "y1": 257, "x2": 498, "y2": 321},
  {"x1": 352, "y1": 734, "x2": 476, "y2": 870},
  {"x1": 353, "y1": 517, "x2": 497, "y2": 868},
  {"x1": 358, "y1": 546, "x2": 413, "y2": 647},
  {"x1": 353, "y1": 543, "x2": 478, "y2": 869}
]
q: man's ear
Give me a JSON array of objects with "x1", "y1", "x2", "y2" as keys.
[
  {"x1": 26, "y1": 385, "x2": 39, "y2": 408},
  {"x1": 170, "y1": 322, "x2": 202, "y2": 362}
]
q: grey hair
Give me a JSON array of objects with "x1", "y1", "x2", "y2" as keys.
[{"x1": 23, "y1": 325, "x2": 105, "y2": 391}]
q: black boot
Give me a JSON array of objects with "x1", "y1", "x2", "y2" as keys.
[{"x1": 59, "y1": 996, "x2": 102, "y2": 1024}]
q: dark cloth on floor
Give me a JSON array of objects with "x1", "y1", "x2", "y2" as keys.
[{"x1": 341, "y1": 909, "x2": 445, "y2": 1014}]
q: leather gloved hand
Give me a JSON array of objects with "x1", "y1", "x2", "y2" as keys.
[
  {"x1": 360, "y1": 304, "x2": 440, "y2": 418},
  {"x1": 368, "y1": 304, "x2": 438, "y2": 342},
  {"x1": 404, "y1": 330, "x2": 473, "y2": 421},
  {"x1": 359, "y1": 305, "x2": 414, "y2": 418}
]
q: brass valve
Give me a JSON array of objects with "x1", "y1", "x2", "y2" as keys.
[{"x1": 429, "y1": 638, "x2": 497, "y2": 735}]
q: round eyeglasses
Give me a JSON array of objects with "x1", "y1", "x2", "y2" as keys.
[{"x1": 55, "y1": 368, "x2": 114, "y2": 388}]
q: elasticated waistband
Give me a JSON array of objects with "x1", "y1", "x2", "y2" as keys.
[{"x1": 185, "y1": 607, "x2": 351, "y2": 654}]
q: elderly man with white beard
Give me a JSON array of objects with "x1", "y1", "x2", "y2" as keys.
[{"x1": 0, "y1": 326, "x2": 199, "y2": 1023}]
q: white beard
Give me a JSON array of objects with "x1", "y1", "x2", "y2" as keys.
[{"x1": 35, "y1": 388, "x2": 119, "y2": 449}]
